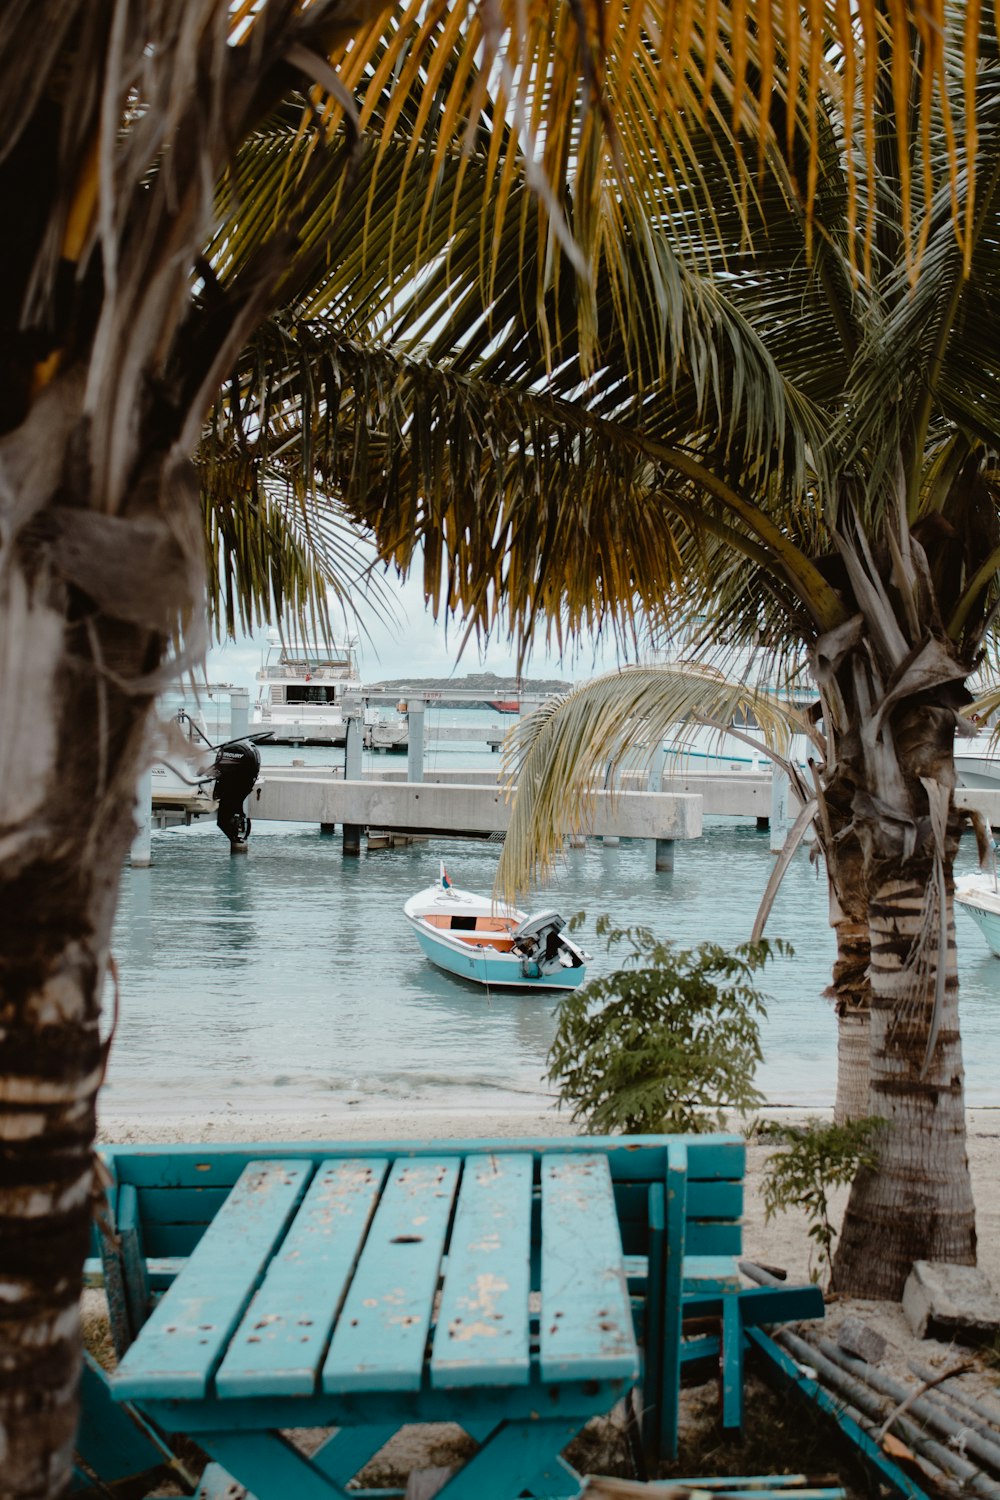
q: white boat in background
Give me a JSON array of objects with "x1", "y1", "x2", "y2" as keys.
[
  {"x1": 955, "y1": 727, "x2": 1000, "y2": 789},
  {"x1": 404, "y1": 867, "x2": 589, "y2": 990},
  {"x1": 955, "y1": 871, "x2": 1000, "y2": 957},
  {"x1": 647, "y1": 633, "x2": 815, "y2": 777},
  {"x1": 253, "y1": 635, "x2": 361, "y2": 745}
]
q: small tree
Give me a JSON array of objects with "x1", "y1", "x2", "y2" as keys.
[
  {"x1": 547, "y1": 919, "x2": 787, "y2": 1134},
  {"x1": 762, "y1": 1118, "x2": 883, "y2": 1289}
]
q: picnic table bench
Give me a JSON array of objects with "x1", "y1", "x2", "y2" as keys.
[{"x1": 88, "y1": 1135, "x2": 824, "y2": 1500}]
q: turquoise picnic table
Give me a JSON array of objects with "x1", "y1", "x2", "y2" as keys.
[{"x1": 110, "y1": 1147, "x2": 642, "y2": 1500}]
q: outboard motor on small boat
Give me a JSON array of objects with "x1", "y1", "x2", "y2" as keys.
[
  {"x1": 511, "y1": 911, "x2": 584, "y2": 976},
  {"x1": 211, "y1": 738, "x2": 261, "y2": 851}
]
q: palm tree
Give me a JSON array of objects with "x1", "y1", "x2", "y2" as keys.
[
  {"x1": 240, "y1": 9, "x2": 1000, "y2": 1299},
  {"x1": 0, "y1": 3, "x2": 990, "y2": 1491},
  {"x1": 0, "y1": 6, "x2": 538, "y2": 1489}
]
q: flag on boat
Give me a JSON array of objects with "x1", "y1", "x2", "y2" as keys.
[{"x1": 440, "y1": 862, "x2": 452, "y2": 889}]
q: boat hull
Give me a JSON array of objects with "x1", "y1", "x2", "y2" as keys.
[
  {"x1": 956, "y1": 886, "x2": 1000, "y2": 958},
  {"x1": 409, "y1": 921, "x2": 587, "y2": 990},
  {"x1": 403, "y1": 882, "x2": 588, "y2": 991}
]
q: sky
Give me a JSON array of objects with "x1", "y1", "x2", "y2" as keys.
[{"x1": 205, "y1": 570, "x2": 626, "y2": 694}]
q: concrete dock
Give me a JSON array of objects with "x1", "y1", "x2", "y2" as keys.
[{"x1": 251, "y1": 775, "x2": 702, "y2": 843}]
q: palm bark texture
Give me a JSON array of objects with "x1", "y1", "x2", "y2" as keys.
[{"x1": 0, "y1": 3, "x2": 398, "y2": 1493}]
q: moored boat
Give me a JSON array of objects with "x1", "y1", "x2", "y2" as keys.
[
  {"x1": 253, "y1": 634, "x2": 361, "y2": 745},
  {"x1": 403, "y1": 866, "x2": 589, "y2": 990},
  {"x1": 955, "y1": 871, "x2": 1000, "y2": 957}
]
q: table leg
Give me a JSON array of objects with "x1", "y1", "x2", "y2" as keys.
[
  {"x1": 312, "y1": 1423, "x2": 402, "y2": 1487},
  {"x1": 434, "y1": 1419, "x2": 582, "y2": 1500},
  {"x1": 199, "y1": 1430, "x2": 349, "y2": 1500},
  {"x1": 522, "y1": 1452, "x2": 581, "y2": 1497},
  {"x1": 720, "y1": 1294, "x2": 744, "y2": 1431},
  {"x1": 455, "y1": 1419, "x2": 580, "y2": 1499}
]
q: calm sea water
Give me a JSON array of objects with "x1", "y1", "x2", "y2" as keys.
[{"x1": 102, "y1": 714, "x2": 1000, "y2": 1117}]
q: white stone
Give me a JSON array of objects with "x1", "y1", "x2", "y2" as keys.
[{"x1": 902, "y1": 1260, "x2": 1000, "y2": 1344}]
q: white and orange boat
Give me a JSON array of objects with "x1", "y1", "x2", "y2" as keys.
[{"x1": 403, "y1": 866, "x2": 588, "y2": 990}]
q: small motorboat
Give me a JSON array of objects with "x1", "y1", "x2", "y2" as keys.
[
  {"x1": 955, "y1": 870, "x2": 1000, "y2": 957},
  {"x1": 403, "y1": 866, "x2": 589, "y2": 990}
]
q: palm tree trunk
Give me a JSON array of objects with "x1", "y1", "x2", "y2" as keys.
[
  {"x1": 822, "y1": 807, "x2": 871, "y2": 1125},
  {"x1": 833, "y1": 860, "x2": 976, "y2": 1298},
  {"x1": 0, "y1": 552, "x2": 162, "y2": 1497},
  {"x1": 831, "y1": 915, "x2": 871, "y2": 1125}
]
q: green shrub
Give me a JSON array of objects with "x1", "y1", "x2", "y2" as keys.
[
  {"x1": 547, "y1": 918, "x2": 788, "y2": 1134},
  {"x1": 761, "y1": 1116, "x2": 883, "y2": 1288}
]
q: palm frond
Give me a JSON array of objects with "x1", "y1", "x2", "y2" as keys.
[
  {"x1": 495, "y1": 663, "x2": 813, "y2": 901},
  {"x1": 199, "y1": 462, "x2": 397, "y2": 643}
]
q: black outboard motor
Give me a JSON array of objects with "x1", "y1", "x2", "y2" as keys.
[{"x1": 212, "y1": 739, "x2": 261, "y2": 851}]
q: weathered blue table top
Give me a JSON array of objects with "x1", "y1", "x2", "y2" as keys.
[{"x1": 113, "y1": 1150, "x2": 640, "y2": 1409}]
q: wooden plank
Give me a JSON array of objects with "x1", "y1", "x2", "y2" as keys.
[
  {"x1": 75, "y1": 1354, "x2": 170, "y2": 1488},
  {"x1": 104, "y1": 1135, "x2": 746, "y2": 1189},
  {"x1": 660, "y1": 1141, "x2": 688, "y2": 1460},
  {"x1": 682, "y1": 1255, "x2": 742, "y2": 1294},
  {"x1": 139, "y1": 1186, "x2": 231, "y2": 1223},
  {"x1": 614, "y1": 1180, "x2": 743, "y2": 1222},
  {"x1": 96, "y1": 1212, "x2": 133, "y2": 1359},
  {"x1": 114, "y1": 1159, "x2": 311, "y2": 1400},
  {"x1": 539, "y1": 1155, "x2": 638, "y2": 1383},
  {"x1": 685, "y1": 1221, "x2": 742, "y2": 1257},
  {"x1": 616, "y1": 1218, "x2": 740, "y2": 1260},
  {"x1": 431, "y1": 1153, "x2": 532, "y2": 1389},
  {"x1": 143, "y1": 1223, "x2": 206, "y2": 1257},
  {"x1": 322, "y1": 1157, "x2": 460, "y2": 1393},
  {"x1": 216, "y1": 1158, "x2": 389, "y2": 1397},
  {"x1": 684, "y1": 1286, "x2": 825, "y2": 1328},
  {"x1": 119, "y1": 1183, "x2": 151, "y2": 1336}
]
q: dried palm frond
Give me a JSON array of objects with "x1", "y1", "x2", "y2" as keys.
[{"x1": 495, "y1": 661, "x2": 813, "y2": 901}]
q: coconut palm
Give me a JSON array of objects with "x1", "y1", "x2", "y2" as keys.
[
  {"x1": 0, "y1": 2, "x2": 991, "y2": 1491},
  {"x1": 238, "y1": 9, "x2": 1000, "y2": 1300},
  {"x1": 0, "y1": 6, "x2": 563, "y2": 1489}
]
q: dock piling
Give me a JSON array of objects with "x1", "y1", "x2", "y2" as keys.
[
  {"x1": 229, "y1": 687, "x2": 249, "y2": 740},
  {"x1": 407, "y1": 704, "x2": 425, "y2": 783},
  {"x1": 655, "y1": 837, "x2": 675, "y2": 872},
  {"x1": 130, "y1": 769, "x2": 153, "y2": 867},
  {"x1": 344, "y1": 710, "x2": 364, "y2": 781}
]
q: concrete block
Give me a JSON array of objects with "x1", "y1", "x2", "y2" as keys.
[
  {"x1": 836, "y1": 1315, "x2": 888, "y2": 1364},
  {"x1": 902, "y1": 1261, "x2": 1000, "y2": 1345}
]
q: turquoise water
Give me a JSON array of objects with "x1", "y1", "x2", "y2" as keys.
[{"x1": 104, "y1": 721, "x2": 1000, "y2": 1115}]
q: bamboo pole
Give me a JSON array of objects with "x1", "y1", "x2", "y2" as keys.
[
  {"x1": 776, "y1": 1330, "x2": 1000, "y2": 1499},
  {"x1": 815, "y1": 1338, "x2": 1000, "y2": 1479}
]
